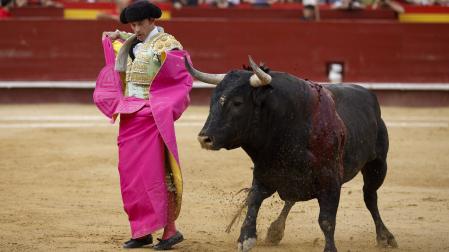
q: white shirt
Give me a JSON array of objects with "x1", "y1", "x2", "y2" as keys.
[{"x1": 133, "y1": 27, "x2": 159, "y2": 56}]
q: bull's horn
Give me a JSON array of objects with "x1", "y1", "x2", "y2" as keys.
[
  {"x1": 248, "y1": 55, "x2": 272, "y2": 87},
  {"x1": 184, "y1": 57, "x2": 226, "y2": 85}
]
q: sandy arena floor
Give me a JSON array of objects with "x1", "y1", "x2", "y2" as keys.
[{"x1": 0, "y1": 104, "x2": 448, "y2": 252}]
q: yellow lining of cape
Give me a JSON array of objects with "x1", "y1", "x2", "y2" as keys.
[
  {"x1": 166, "y1": 149, "x2": 183, "y2": 220},
  {"x1": 151, "y1": 50, "x2": 166, "y2": 88}
]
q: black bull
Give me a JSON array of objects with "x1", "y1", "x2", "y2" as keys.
[{"x1": 185, "y1": 57, "x2": 398, "y2": 252}]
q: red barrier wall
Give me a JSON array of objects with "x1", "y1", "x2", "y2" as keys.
[
  {"x1": 0, "y1": 19, "x2": 448, "y2": 82},
  {"x1": 10, "y1": 7, "x2": 64, "y2": 18}
]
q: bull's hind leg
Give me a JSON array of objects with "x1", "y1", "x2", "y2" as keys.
[
  {"x1": 362, "y1": 158, "x2": 398, "y2": 248},
  {"x1": 265, "y1": 201, "x2": 295, "y2": 245}
]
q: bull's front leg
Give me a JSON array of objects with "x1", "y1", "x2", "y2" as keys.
[
  {"x1": 238, "y1": 179, "x2": 274, "y2": 252},
  {"x1": 317, "y1": 176, "x2": 341, "y2": 252}
]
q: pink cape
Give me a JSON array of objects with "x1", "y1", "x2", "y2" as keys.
[
  {"x1": 93, "y1": 38, "x2": 123, "y2": 119},
  {"x1": 114, "y1": 49, "x2": 193, "y2": 173},
  {"x1": 94, "y1": 38, "x2": 193, "y2": 238},
  {"x1": 118, "y1": 108, "x2": 169, "y2": 238}
]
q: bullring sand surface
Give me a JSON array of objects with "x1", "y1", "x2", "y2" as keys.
[{"x1": 0, "y1": 104, "x2": 449, "y2": 252}]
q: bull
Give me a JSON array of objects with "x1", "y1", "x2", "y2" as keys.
[{"x1": 185, "y1": 56, "x2": 398, "y2": 252}]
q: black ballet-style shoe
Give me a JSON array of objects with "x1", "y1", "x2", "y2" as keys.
[
  {"x1": 153, "y1": 231, "x2": 184, "y2": 250},
  {"x1": 123, "y1": 234, "x2": 153, "y2": 249}
]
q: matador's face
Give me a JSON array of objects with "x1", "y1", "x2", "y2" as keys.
[{"x1": 130, "y1": 18, "x2": 155, "y2": 42}]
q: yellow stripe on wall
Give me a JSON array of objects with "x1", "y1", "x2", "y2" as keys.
[
  {"x1": 64, "y1": 9, "x2": 171, "y2": 20},
  {"x1": 64, "y1": 9, "x2": 101, "y2": 20},
  {"x1": 400, "y1": 14, "x2": 449, "y2": 23}
]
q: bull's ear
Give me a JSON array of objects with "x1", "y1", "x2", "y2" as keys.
[{"x1": 252, "y1": 85, "x2": 273, "y2": 107}]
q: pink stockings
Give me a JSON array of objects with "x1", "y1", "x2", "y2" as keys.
[{"x1": 162, "y1": 191, "x2": 178, "y2": 240}]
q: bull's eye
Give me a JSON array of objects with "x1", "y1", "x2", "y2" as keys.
[{"x1": 232, "y1": 100, "x2": 243, "y2": 107}]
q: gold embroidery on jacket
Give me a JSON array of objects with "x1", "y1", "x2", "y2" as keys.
[{"x1": 125, "y1": 33, "x2": 182, "y2": 99}]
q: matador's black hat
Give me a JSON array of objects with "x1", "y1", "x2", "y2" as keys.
[
  {"x1": 120, "y1": 0, "x2": 162, "y2": 24},
  {"x1": 1, "y1": 0, "x2": 13, "y2": 7}
]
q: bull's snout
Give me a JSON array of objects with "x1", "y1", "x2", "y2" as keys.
[{"x1": 197, "y1": 134, "x2": 214, "y2": 150}]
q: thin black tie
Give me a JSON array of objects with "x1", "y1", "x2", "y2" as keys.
[{"x1": 129, "y1": 40, "x2": 141, "y2": 61}]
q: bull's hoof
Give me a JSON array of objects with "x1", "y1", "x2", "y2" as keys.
[
  {"x1": 377, "y1": 232, "x2": 398, "y2": 248},
  {"x1": 265, "y1": 219, "x2": 285, "y2": 245},
  {"x1": 323, "y1": 244, "x2": 338, "y2": 252},
  {"x1": 237, "y1": 238, "x2": 256, "y2": 252}
]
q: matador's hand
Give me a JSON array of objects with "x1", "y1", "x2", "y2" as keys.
[{"x1": 102, "y1": 31, "x2": 120, "y2": 41}]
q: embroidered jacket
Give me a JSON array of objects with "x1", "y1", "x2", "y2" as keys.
[{"x1": 114, "y1": 28, "x2": 183, "y2": 99}]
